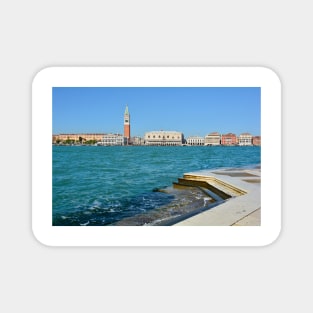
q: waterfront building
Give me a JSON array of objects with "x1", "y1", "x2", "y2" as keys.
[
  {"x1": 186, "y1": 136, "x2": 204, "y2": 146},
  {"x1": 238, "y1": 132, "x2": 253, "y2": 146},
  {"x1": 221, "y1": 133, "x2": 237, "y2": 146},
  {"x1": 205, "y1": 132, "x2": 221, "y2": 146},
  {"x1": 99, "y1": 133, "x2": 124, "y2": 146},
  {"x1": 131, "y1": 136, "x2": 144, "y2": 146},
  {"x1": 53, "y1": 133, "x2": 105, "y2": 144},
  {"x1": 252, "y1": 136, "x2": 261, "y2": 146},
  {"x1": 124, "y1": 105, "x2": 131, "y2": 145},
  {"x1": 144, "y1": 131, "x2": 183, "y2": 146}
]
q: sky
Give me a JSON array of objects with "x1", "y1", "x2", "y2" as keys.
[{"x1": 52, "y1": 87, "x2": 261, "y2": 138}]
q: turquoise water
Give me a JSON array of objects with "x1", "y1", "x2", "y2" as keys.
[{"x1": 53, "y1": 145, "x2": 260, "y2": 226}]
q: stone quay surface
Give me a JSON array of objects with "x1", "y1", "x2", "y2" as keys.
[{"x1": 172, "y1": 166, "x2": 261, "y2": 226}]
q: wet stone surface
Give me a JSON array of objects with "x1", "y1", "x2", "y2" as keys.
[{"x1": 113, "y1": 186, "x2": 215, "y2": 226}]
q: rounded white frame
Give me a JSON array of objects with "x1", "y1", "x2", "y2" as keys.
[{"x1": 32, "y1": 67, "x2": 281, "y2": 246}]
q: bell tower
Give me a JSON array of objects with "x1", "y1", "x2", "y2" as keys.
[{"x1": 124, "y1": 105, "x2": 130, "y2": 144}]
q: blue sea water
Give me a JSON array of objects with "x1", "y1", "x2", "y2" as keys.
[{"x1": 53, "y1": 145, "x2": 260, "y2": 226}]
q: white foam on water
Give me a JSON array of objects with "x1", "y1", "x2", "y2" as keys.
[
  {"x1": 87, "y1": 206, "x2": 98, "y2": 211},
  {"x1": 80, "y1": 221, "x2": 90, "y2": 226},
  {"x1": 92, "y1": 200, "x2": 102, "y2": 206},
  {"x1": 111, "y1": 201, "x2": 121, "y2": 207}
]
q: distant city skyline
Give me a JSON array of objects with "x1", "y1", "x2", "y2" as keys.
[{"x1": 52, "y1": 87, "x2": 261, "y2": 138}]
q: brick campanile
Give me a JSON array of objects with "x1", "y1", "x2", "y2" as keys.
[{"x1": 124, "y1": 105, "x2": 130, "y2": 144}]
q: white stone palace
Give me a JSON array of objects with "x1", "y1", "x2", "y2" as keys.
[
  {"x1": 98, "y1": 133, "x2": 124, "y2": 146},
  {"x1": 144, "y1": 131, "x2": 183, "y2": 146},
  {"x1": 238, "y1": 133, "x2": 253, "y2": 146},
  {"x1": 204, "y1": 132, "x2": 221, "y2": 146},
  {"x1": 186, "y1": 136, "x2": 204, "y2": 146}
]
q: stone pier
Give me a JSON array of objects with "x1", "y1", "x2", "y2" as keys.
[{"x1": 172, "y1": 166, "x2": 261, "y2": 226}]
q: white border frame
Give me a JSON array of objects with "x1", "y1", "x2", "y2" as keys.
[{"x1": 32, "y1": 67, "x2": 281, "y2": 246}]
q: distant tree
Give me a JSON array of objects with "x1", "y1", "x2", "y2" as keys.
[
  {"x1": 64, "y1": 139, "x2": 73, "y2": 145},
  {"x1": 85, "y1": 139, "x2": 97, "y2": 145}
]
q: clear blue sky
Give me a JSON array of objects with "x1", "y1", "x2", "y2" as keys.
[{"x1": 53, "y1": 87, "x2": 260, "y2": 138}]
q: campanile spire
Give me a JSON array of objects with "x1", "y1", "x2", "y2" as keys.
[{"x1": 124, "y1": 105, "x2": 130, "y2": 144}]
